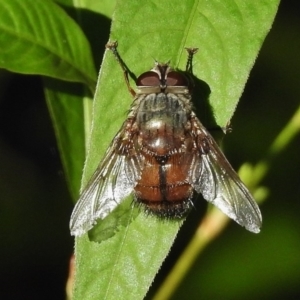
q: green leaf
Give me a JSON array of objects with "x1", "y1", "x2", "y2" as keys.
[
  {"x1": 88, "y1": 197, "x2": 140, "y2": 243},
  {"x1": 0, "y1": 0, "x2": 97, "y2": 92},
  {"x1": 75, "y1": 215, "x2": 182, "y2": 299},
  {"x1": 74, "y1": 0, "x2": 279, "y2": 299},
  {"x1": 44, "y1": 79, "x2": 88, "y2": 200},
  {"x1": 38, "y1": 1, "x2": 114, "y2": 200}
]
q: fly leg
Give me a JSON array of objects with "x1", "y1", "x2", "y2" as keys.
[
  {"x1": 183, "y1": 47, "x2": 199, "y2": 92},
  {"x1": 184, "y1": 47, "x2": 199, "y2": 75},
  {"x1": 106, "y1": 41, "x2": 136, "y2": 97}
]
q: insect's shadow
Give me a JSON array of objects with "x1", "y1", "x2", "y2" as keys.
[
  {"x1": 188, "y1": 73, "x2": 226, "y2": 142},
  {"x1": 190, "y1": 75, "x2": 214, "y2": 126}
]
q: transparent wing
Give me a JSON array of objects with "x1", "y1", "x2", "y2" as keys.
[
  {"x1": 70, "y1": 129, "x2": 143, "y2": 236},
  {"x1": 190, "y1": 120, "x2": 262, "y2": 233}
]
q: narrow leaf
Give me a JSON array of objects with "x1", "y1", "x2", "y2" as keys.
[
  {"x1": 74, "y1": 0, "x2": 279, "y2": 299},
  {"x1": 44, "y1": 79, "x2": 87, "y2": 200}
]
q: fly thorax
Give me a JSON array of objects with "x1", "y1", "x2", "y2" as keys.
[{"x1": 137, "y1": 93, "x2": 189, "y2": 155}]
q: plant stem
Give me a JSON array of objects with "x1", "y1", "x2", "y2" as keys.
[
  {"x1": 252, "y1": 104, "x2": 300, "y2": 186},
  {"x1": 153, "y1": 208, "x2": 229, "y2": 300}
]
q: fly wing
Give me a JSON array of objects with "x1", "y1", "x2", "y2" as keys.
[
  {"x1": 190, "y1": 119, "x2": 262, "y2": 233},
  {"x1": 70, "y1": 127, "x2": 143, "y2": 236}
]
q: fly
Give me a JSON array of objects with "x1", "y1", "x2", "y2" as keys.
[{"x1": 70, "y1": 42, "x2": 262, "y2": 236}]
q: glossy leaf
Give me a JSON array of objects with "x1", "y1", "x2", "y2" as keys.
[{"x1": 0, "y1": 0, "x2": 97, "y2": 91}]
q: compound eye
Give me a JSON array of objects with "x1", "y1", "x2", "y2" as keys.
[
  {"x1": 136, "y1": 71, "x2": 160, "y2": 86},
  {"x1": 166, "y1": 71, "x2": 188, "y2": 86}
]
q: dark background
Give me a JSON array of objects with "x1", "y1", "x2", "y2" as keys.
[{"x1": 0, "y1": 1, "x2": 299, "y2": 299}]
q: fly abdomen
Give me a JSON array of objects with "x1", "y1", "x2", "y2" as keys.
[{"x1": 134, "y1": 152, "x2": 194, "y2": 218}]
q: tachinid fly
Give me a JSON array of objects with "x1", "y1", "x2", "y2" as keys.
[{"x1": 70, "y1": 42, "x2": 262, "y2": 236}]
